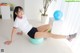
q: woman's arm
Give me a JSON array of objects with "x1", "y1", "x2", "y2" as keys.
[
  {"x1": 11, "y1": 27, "x2": 17, "y2": 41},
  {"x1": 4, "y1": 27, "x2": 17, "y2": 45}
]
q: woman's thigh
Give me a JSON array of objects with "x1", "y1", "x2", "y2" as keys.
[{"x1": 37, "y1": 24, "x2": 52, "y2": 32}]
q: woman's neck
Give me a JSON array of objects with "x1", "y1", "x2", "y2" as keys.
[{"x1": 17, "y1": 16, "x2": 22, "y2": 19}]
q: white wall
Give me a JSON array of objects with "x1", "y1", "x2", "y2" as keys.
[
  {"x1": 48, "y1": 0, "x2": 80, "y2": 35},
  {"x1": 24, "y1": 0, "x2": 43, "y2": 21}
]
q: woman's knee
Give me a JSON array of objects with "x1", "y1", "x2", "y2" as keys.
[{"x1": 47, "y1": 24, "x2": 52, "y2": 29}]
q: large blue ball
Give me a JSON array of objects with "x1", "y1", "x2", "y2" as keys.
[
  {"x1": 53, "y1": 10, "x2": 63, "y2": 20},
  {"x1": 29, "y1": 38, "x2": 44, "y2": 44}
]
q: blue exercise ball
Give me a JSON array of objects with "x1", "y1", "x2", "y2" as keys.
[
  {"x1": 53, "y1": 10, "x2": 63, "y2": 20},
  {"x1": 29, "y1": 38, "x2": 44, "y2": 44}
]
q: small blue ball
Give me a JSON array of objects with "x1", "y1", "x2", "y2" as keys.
[
  {"x1": 29, "y1": 38, "x2": 44, "y2": 44},
  {"x1": 53, "y1": 10, "x2": 63, "y2": 20}
]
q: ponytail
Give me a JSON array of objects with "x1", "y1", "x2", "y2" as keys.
[{"x1": 13, "y1": 10, "x2": 17, "y2": 21}]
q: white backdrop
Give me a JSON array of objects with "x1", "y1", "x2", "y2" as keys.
[{"x1": 47, "y1": 0, "x2": 80, "y2": 35}]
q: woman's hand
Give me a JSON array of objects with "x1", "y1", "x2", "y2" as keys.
[
  {"x1": 4, "y1": 40, "x2": 12, "y2": 45},
  {"x1": 17, "y1": 31, "x2": 23, "y2": 35},
  {"x1": 4, "y1": 27, "x2": 17, "y2": 45}
]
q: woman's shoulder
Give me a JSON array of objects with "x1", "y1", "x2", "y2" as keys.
[
  {"x1": 14, "y1": 18, "x2": 19, "y2": 23},
  {"x1": 14, "y1": 17, "x2": 20, "y2": 23}
]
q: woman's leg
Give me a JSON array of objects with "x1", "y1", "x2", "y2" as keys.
[
  {"x1": 34, "y1": 32, "x2": 66, "y2": 39},
  {"x1": 34, "y1": 32, "x2": 77, "y2": 41},
  {"x1": 37, "y1": 24, "x2": 52, "y2": 32}
]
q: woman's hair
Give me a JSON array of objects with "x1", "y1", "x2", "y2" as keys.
[{"x1": 13, "y1": 6, "x2": 23, "y2": 21}]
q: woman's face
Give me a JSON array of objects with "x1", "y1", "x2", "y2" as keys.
[{"x1": 16, "y1": 9, "x2": 24, "y2": 18}]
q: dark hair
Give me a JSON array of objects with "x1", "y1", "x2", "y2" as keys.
[{"x1": 13, "y1": 6, "x2": 23, "y2": 21}]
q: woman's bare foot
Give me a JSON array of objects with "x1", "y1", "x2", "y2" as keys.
[
  {"x1": 17, "y1": 31, "x2": 23, "y2": 35},
  {"x1": 67, "y1": 33, "x2": 77, "y2": 41}
]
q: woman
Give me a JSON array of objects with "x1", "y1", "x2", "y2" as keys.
[{"x1": 4, "y1": 6, "x2": 77, "y2": 45}]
